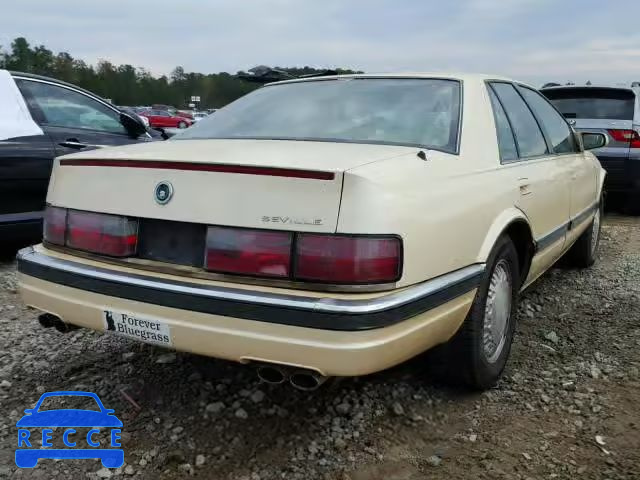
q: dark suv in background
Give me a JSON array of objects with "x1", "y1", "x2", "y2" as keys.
[{"x1": 542, "y1": 84, "x2": 640, "y2": 213}]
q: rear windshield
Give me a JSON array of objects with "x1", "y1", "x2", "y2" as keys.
[
  {"x1": 542, "y1": 87, "x2": 635, "y2": 120},
  {"x1": 176, "y1": 78, "x2": 462, "y2": 153}
]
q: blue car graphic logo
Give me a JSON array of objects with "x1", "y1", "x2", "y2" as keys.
[{"x1": 16, "y1": 391, "x2": 124, "y2": 469}]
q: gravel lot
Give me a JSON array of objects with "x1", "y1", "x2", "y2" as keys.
[{"x1": 0, "y1": 215, "x2": 638, "y2": 480}]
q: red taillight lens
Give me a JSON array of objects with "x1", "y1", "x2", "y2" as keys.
[
  {"x1": 295, "y1": 234, "x2": 401, "y2": 284},
  {"x1": 608, "y1": 129, "x2": 640, "y2": 147},
  {"x1": 67, "y1": 210, "x2": 138, "y2": 257},
  {"x1": 205, "y1": 226, "x2": 292, "y2": 278},
  {"x1": 43, "y1": 206, "x2": 67, "y2": 245}
]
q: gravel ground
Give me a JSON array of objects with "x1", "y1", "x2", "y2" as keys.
[{"x1": 0, "y1": 215, "x2": 638, "y2": 480}]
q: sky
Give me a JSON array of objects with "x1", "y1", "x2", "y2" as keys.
[{"x1": 1, "y1": 0, "x2": 639, "y2": 87}]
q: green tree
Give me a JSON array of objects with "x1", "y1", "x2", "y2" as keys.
[
  {"x1": 5, "y1": 37, "x2": 33, "y2": 71},
  {"x1": 0, "y1": 36, "x2": 361, "y2": 109},
  {"x1": 31, "y1": 45, "x2": 54, "y2": 75}
]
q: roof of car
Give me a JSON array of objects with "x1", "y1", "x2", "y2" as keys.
[
  {"x1": 542, "y1": 84, "x2": 640, "y2": 93},
  {"x1": 269, "y1": 72, "x2": 526, "y2": 87},
  {"x1": 7, "y1": 70, "x2": 113, "y2": 103}
]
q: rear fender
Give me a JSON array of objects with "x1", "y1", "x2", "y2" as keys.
[{"x1": 477, "y1": 207, "x2": 532, "y2": 263}]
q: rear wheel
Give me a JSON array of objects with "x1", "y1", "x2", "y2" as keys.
[
  {"x1": 565, "y1": 202, "x2": 602, "y2": 268},
  {"x1": 434, "y1": 235, "x2": 520, "y2": 390}
]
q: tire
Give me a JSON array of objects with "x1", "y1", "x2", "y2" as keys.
[
  {"x1": 178, "y1": 121, "x2": 187, "y2": 129},
  {"x1": 432, "y1": 235, "x2": 520, "y2": 390},
  {"x1": 565, "y1": 202, "x2": 602, "y2": 268}
]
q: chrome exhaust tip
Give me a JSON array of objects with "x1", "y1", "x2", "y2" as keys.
[
  {"x1": 289, "y1": 370, "x2": 329, "y2": 391},
  {"x1": 256, "y1": 365, "x2": 286, "y2": 385}
]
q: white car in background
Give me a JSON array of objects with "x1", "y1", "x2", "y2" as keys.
[
  {"x1": 17, "y1": 73, "x2": 606, "y2": 391},
  {"x1": 192, "y1": 112, "x2": 209, "y2": 122}
]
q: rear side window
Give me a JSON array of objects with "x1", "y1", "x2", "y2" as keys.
[
  {"x1": 519, "y1": 87, "x2": 577, "y2": 154},
  {"x1": 542, "y1": 87, "x2": 635, "y2": 120},
  {"x1": 490, "y1": 83, "x2": 548, "y2": 158},
  {"x1": 487, "y1": 88, "x2": 518, "y2": 161}
]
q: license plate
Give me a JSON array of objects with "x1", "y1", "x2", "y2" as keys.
[{"x1": 102, "y1": 310, "x2": 172, "y2": 347}]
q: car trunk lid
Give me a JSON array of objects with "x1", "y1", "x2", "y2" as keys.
[{"x1": 47, "y1": 139, "x2": 414, "y2": 234}]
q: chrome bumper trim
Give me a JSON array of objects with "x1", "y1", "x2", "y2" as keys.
[{"x1": 17, "y1": 246, "x2": 485, "y2": 315}]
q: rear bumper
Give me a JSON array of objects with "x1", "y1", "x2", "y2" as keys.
[
  {"x1": 598, "y1": 156, "x2": 640, "y2": 194},
  {"x1": 17, "y1": 246, "x2": 480, "y2": 376}
]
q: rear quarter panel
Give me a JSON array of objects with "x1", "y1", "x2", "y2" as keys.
[{"x1": 339, "y1": 78, "x2": 527, "y2": 287}]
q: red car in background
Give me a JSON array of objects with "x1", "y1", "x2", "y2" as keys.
[
  {"x1": 176, "y1": 110, "x2": 194, "y2": 120},
  {"x1": 150, "y1": 105, "x2": 194, "y2": 120},
  {"x1": 140, "y1": 109, "x2": 193, "y2": 129}
]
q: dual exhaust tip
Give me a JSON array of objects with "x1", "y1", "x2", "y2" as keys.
[
  {"x1": 37, "y1": 314, "x2": 325, "y2": 390},
  {"x1": 38, "y1": 313, "x2": 78, "y2": 334},
  {"x1": 257, "y1": 365, "x2": 328, "y2": 391}
]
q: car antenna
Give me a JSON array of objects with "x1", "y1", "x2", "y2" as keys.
[{"x1": 417, "y1": 150, "x2": 428, "y2": 161}]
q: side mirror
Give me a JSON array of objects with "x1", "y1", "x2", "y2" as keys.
[
  {"x1": 120, "y1": 112, "x2": 148, "y2": 139},
  {"x1": 581, "y1": 132, "x2": 608, "y2": 151},
  {"x1": 24, "y1": 409, "x2": 34, "y2": 415}
]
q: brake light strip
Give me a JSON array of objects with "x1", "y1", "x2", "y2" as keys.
[{"x1": 59, "y1": 159, "x2": 335, "y2": 180}]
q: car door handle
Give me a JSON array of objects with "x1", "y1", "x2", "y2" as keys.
[
  {"x1": 518, "y1": 178, "x2": 532, "y2": 196},
  {"x1": 59, "y1": 140, "x2": 89, "y2": 150},
  {"x1": 519, "y1": 184, "x2": 532, "y2": 196}
]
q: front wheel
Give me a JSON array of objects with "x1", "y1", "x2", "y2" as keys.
[
  {"x1": 177, "y1": 121, "x2": 187, "y2": 129},
  {"x1": 565, "y1": 202, "x2": 602, "y2": 268},
  {"x1": 434, "y1": 235, "x2": 520, "y2": 390}
]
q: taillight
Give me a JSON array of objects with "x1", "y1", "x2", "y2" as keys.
[
  {"x1": 204, "y1": 227, "x2": 402, "y2": 284},
  {"x1": 44, "y1": 207, "x2": 402, "y2": 284},
  {"x1": 67, "y1": 210, "x2": 138, "y2": 257},
  {"x1": 43, "y1": 206, "x2": 67, "y2": 245},
  {"x1": 205, "y1": 227, "x2": 292, "y2": 278},
  {"x1": 295, "y1": 234, "x2": 401, "y2": 284},
  {"x1": 607, "y1": 129, "x2": 640, "y2": 148}
]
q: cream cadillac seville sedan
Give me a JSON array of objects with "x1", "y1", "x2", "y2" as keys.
[{"x1": 17, "y1": 74, "x2": 607, "y2": 390}]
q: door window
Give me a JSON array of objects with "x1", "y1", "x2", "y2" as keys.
[
  {"x1": 490, "y1": 82, "x2": 548, "y2": 158},
  {"x1": 519, "y1": 87, "x2": 577, "y2": 154},
  {"x1": 16, "y1": 79, "x2": 127, "y2": 135},
  {"x1": 487, "y1": 87, "x2": 518, "y2": 161}
]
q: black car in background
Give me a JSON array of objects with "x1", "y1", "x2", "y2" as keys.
[{"x1": 0, "y1": 71, "x2": 155, "y2": 244}]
